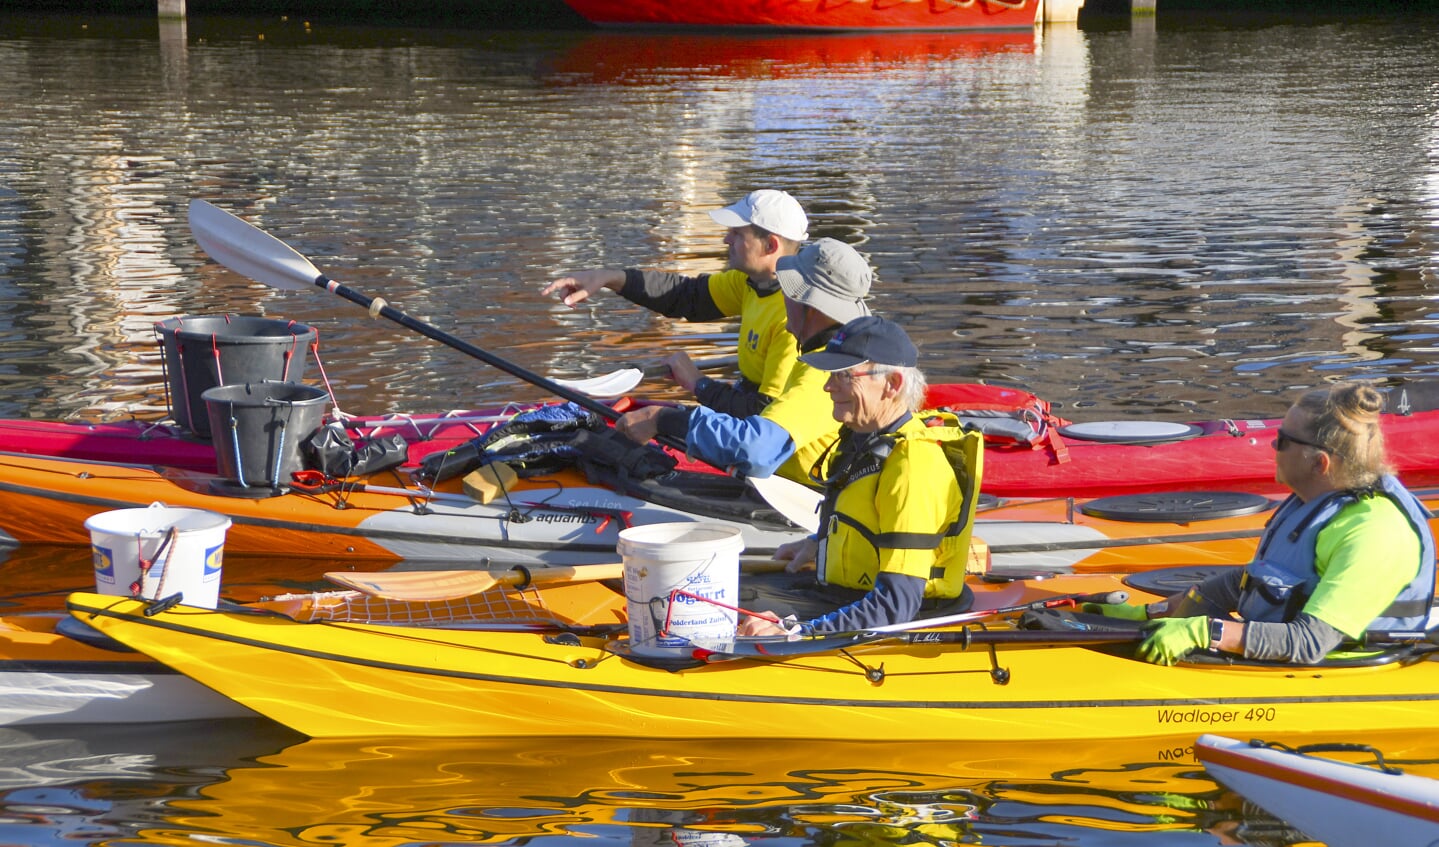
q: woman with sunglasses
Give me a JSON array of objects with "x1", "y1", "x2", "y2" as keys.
[{"x1": 1091, "y1": 382, "x2": 1435, "y2": 665}]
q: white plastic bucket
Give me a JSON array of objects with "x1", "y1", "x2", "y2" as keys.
[
  {"x1": 619, "y1": 522, "x2": 745, "y2": 656},
  {"x1": 84, "y1": 503, "x2": 232, "y2": 609}
]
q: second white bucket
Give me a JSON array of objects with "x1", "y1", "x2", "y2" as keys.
[
  {"x1": 84, "y1": 503, "x2": 232, "y2": 609},
  {"x1": 619, "y1": 522, "x2": 745, "y2": 656}
]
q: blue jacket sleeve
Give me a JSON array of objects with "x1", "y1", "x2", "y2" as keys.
[
  {"x1": 684, "y1": 405, "x2": 796, "y2": 478},
  {"x1": 803, "y1": 572, "x2": 926, "y2": 634}
]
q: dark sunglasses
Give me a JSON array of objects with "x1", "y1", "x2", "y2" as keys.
[{"x1": 1273, "y1": 428, "x2": 1326, "y2": 452}]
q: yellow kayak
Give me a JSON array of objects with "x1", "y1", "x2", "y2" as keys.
[
  {"x1": 68, "y1": 577, "x2": 1439, "y2": 741},
  {"x1": 0, "y1": 578, "x2": 634, "y2": 727}
]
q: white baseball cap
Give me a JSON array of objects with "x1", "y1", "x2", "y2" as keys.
[{"x1": 709, "y1": 190, "x2": 809, "y2": 243}]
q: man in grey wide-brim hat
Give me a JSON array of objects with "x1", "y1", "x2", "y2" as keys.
[
  {"x1": 775, "y1": 237, "x2": 872, "y2": 329},
  {"x1": 614, "y1": 237, "x2": 873, "y2": 485}
]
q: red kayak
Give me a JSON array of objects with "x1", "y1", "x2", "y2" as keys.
[
  {"x1": 559, "y1": 0, "x2": 1039, "y2": 31},
  {"x1": 926, "y1": 381, "x2": 1439, "y2": 497},
  {"x1": 0, "y1": 409, "x2": 513, "y2": 475},
  {"x1": 5, "y1": 381, "x2": 1438, "y2": 499}
]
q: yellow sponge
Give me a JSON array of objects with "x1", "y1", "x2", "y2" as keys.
[{"x1": 462, "y1": 463, "x2": 518, "y2": 504}]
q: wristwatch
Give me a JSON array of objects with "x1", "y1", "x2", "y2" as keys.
[{"x1": 1208, "y1": 617, "x2": 1225, "y2": 649}]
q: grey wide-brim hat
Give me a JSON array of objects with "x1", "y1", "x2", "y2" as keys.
[{"x1": 775, "y1": 238, "x2": 873, "y2": 325}]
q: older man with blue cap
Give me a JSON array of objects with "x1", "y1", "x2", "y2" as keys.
[{"x1": 738, "y1": 314, "x2": 983, "y2": 636}]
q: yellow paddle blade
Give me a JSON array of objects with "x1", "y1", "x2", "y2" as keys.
[
  {"x1": 324, "y1": 563, "x2": 626, "y2": 602},
  {"x1": 263, "y1": 580, "x2": 628, "y2": 628}
]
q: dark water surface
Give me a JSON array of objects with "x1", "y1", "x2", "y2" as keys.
[
  {"x1": 3, "y1": 11, "x2": 1438, "y2": 424},
  {"x1": 3, "y1": 9, "x2": 1439, "y2": 846}
]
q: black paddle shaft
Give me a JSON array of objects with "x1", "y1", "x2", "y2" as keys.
[
  {"x1": 694, "y1": 625, "x2": 1439, "y2": 666},
  {"x1": 314, "y1": 275, "x2": 696, "y2": 457}
]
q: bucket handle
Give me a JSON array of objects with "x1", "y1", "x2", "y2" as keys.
[
  {"x1": 263, "y1": 395, "x2": 302, "y2": 494},
  {"x1": 134, "y1": 526, "x2": 179, "y2": 599},
  {"x1": 271, "y1": 416, "x2": 287, "y2": 494},
  {"x1": 219, "y1": 398, "x2": 305, "y2": 492},
  {"x1": 222, "y1": 411, "x2": 249, "y2": 488}
]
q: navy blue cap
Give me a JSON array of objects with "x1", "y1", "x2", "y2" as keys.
[{"x1": 799, "y1": 315, "x2": 918, "y2": 372}]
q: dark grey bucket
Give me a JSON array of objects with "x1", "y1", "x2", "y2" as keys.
[
  {"x1": 203, "y1": 382, "x2": 329, "y2": 495},
  {"x1": 156, "y1": 315, "x2": 318, "y2": 438}
]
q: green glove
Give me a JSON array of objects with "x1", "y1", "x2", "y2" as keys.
[
  {"x1": 1138, "y1": 616, "x2": 1209, "y2": 666},
  {"x1": 1081, "y1": 602, "x2": 1148, "y2": 621}
]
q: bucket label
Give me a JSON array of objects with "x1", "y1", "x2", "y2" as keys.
[
  {"x1": 204, "y1": 544, "x2": 225, "y2": 579},
  {"x1": 626, "y1": 562, "x2": 739, "y2": 651},
  {"x1": 92, "y1": 545, "x2": 118, "y2": 587}
]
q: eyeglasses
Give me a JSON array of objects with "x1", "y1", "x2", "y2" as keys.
[
  {"x1": 827, "y1": 369, "x2": 878, "y2": 385},
  {"x1": 1273, "y1": 428, "x2": 1326, "y2": 452}
]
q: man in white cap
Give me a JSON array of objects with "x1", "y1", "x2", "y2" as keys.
[
  {"x1": 613, "y1": 237, "x2": 873, "y2": 486},
  {"x1": 544, "y1": 190, "x2": 809, "y2": 418}
]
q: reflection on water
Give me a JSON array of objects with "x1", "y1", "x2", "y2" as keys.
[
  {"x1": 0, "y1": 13, "x2": 1436, "y2": 424},
  {"x1": 542, "y1": 30, "x2": 1039, "y2": 85},
  {"x1": 1, "y1": 13, "x2": 1438, "y2": 841},
  {"x1": 4, "y1": 725, "x2": 1435, "y2": 847}
]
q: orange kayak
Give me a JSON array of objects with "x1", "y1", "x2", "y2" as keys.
[{"x1": 4, "y1": 449, "x2": 1432, "y2": 573}]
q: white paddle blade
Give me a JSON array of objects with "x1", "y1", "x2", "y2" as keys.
[
  {"x1": 188, "y1": 199, "x2": 323, "y2": 291},
  {"x1": 549, "y1": 368, "x2": 643, "y2": 398},
  {"x1": 747, "y1": 473, "x2": 822, "y2": 533},
  {"x1": 545, "y1": 357, "x2": 737, "y2": 395}
]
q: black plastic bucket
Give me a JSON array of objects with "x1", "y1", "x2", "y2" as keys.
[
  {"x1": 156, "y1": 315, "x2": 317, "y2": 437},
  {"x1": 203, "y1": 382, "x2": 329, "y2": 495}
]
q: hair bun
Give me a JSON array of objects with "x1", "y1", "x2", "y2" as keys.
[{"x1": 1333, "y1": 382, "x2": 1385, "y2": 423}]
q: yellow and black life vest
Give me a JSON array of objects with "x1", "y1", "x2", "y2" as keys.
[{"x1": 810, "y1": 413, "x2": 983, "y2": 598}]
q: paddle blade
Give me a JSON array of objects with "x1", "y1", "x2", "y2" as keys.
[
  {"x1": 549, "y1": 368, "x2": 643, "y2": 398},
  {"x1": 188, "y1": 199, "x2": 323, "y2": 291},
  {"x1": 325, "y1": 563, "x2": 627, "y2": 602},
  {"x1": 325, "y1": 569, "x2": 503, "y2": 601},
  {"x1": 747, "y1": 474, "x2": 822, "y2": 533}
]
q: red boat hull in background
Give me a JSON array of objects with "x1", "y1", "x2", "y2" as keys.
[{"x1": 560, "y1": 0, "x2": 1037, "y2": 31}]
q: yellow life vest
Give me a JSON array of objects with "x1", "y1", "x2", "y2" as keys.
[
  {"x1": 812, "y1": 415, "x2": 983, "y2": 598},
  {"x1": 704, "y1": 270, "x2": 798, "y2": 401},
  {"x1": 757, "y1": 359, "x2": 842, "y2": 485}
]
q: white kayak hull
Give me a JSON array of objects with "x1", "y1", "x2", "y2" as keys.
[{"x1": 1196, "y1": 733, "x2": 1439, "y2": 847}]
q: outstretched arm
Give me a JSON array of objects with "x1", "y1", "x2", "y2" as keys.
[{"x1": 543, "y1": 269, "x2": 626, "y2": 306}]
